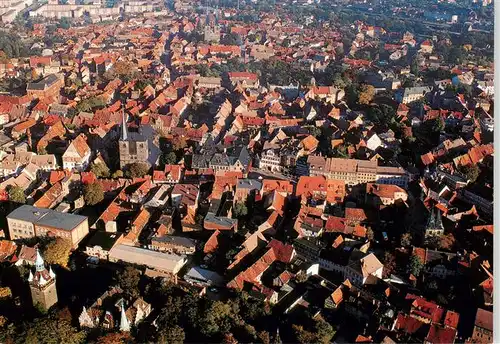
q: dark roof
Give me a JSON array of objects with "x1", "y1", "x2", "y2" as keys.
[
  {"x1": 211, "y1": 153, "x2": 230, "y2": 166},
  {"x1": 192, "y1": 154, "x2": 211, "y2": 168},
  {"x1": 86, "y1": 231, "x2": 121, "y2": 251},
  {"x1": 27, "y1": 74, "x2": 60, "y2": 91}
]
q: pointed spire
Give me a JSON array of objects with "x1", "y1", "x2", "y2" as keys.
[
  {"x1": 35, "y1": 249, "x2": 45, "y2": 272},
  {"x1": 49, "y1": 266, "x2": 56, "y2": 279},
  {"x1": 121, "y1": 111, "x2": 128, "y2": 141},
  {"x1": 120, "y1": 302, "x2": 130, "y2": 332},
  {"x1": 28, "y1": 270, "x2": 33, "y2": 282},
  {"x1": 39, "y1": 274, "x2": 47, "y2": 286},
  {"x1": 435, "y1": 208, "x2": 444, "y2": 229}
]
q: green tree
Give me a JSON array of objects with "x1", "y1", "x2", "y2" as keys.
[
  {"x1": 432, "y1": 118, "x2": 445, "y2": 132},
  {"x1": 90, "y1": 162, "x2": 110, "y2": 178},
  {"x1": 358, "y1": 84, "x2": 375, "y2": 105},
  {"x1": 111, "y1": 170, "x2": 124, "y2": 179},
  {"x1": 171, "y1": 135, "x2": 188, "y2": 152},
  {"x1": 409, "y1": 255, "x2": 424, "y2": 277},
  {"x1": 83, "y1": 183, "x2": 104, "y2": 205},
  {"x1": 58, "y1": 17, "x2": 71, "y2": 30},
  {"x1": 163, "y1": 152, "x2": 177, "y2": 165},
  {"x1": 22, "y1": 316, "x2": 86, "y2": 344},
  {"x1": 96, "y1": 332, "x2": 132, "y2": 344},
  {"x1": 292, "y1": 325, "x2": 316, "y2": 344},
  {"x1": 75, "y1": 96, "x2": 106, "y2": 112},
  {"x1": 104, "y1": 61, "x2": 138, "y2": 82},
  {"x1": 439, "y1": 233, "x2": 455, "y2": 250},
  {"x1": 315, "y1": 319, "x2": 335, "y2": 344},
  {"x1": 458, "y1": 164, "x2": 480, "y2": 183},
  {"x1": 232, "y1": 202, "x2": 248, "y2": 218},
  {"x1": 366, "y1": 227, "x2": 374, "y2": 241},
  {"x1": 400, "y1": 233, "x2": 412, "y2": 247},
  {"x1": 308, "y1": 126, "x2": 322, "y2": 138},
  {"x1": 199, "y1": 300, "x2": 237, "y2": 336},
  {"x1": 158, "y1": 325, "x2": 185, "y2": 344},
  {"x1": 126, "y1": 162, "x2": 150, "y2": 178},
  {"x1": 117, "y1": 266, "x2": 141, "y2": 299},
  {"x1": 8, "y1": 186, "x2": 26, "y2": 204},
  {"x1": 257, "y1": 331, "x2": 271, "y2": 344},
  {"x1": 43, "y1": 237, "x2": 72, "y2": 268}
]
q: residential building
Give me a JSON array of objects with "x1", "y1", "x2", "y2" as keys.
[
  {"x1": 85, "y1": 231, "x2": 122, "y2": 260},
  {"x1": 366, "y1": 183, "x2": 408, "y2": 206},
  {"x1": 471, "y1": 308, "x2": 493, "y2": 344},
  {"x1": 149, "y1": 235, "x2": 196, "y2": 255},
  {"x1": 26, "y1": 74, "x2": 64, "y2": 99},
  {"x1": 308, "y1": 156, "x2": 408, "y2": 187},
  {"x1": 62, "y1": 134, "x2": 91, "y2": 171}
]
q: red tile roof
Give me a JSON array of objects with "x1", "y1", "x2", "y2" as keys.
[
  {"x1": 444, "y1": 311, "x2": 460, "y2": 329},
  {"x1": 204, "y1": 230, "x2": 221, "y2": 254},
  {"x1": 345, "y1": 208, "x2": 367, "y2": 223},
  {"x1": 395, "y1": 314, "x2": 426, "y2": 334},
  {"x1": 325, "y1": 216, "x2": 346, "y2": 233},
  {"x1": 0, "y1": 240, "x2": 17, "y2": 261},
  {"x1": 425, "y1": 324, "x2": 456, "y2": 344},
  {"x1": 474, "y1": 308, "x2": 493, "y2": 331}
]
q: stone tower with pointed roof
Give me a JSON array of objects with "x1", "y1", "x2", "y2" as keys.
[
  {"x1": 118, "y1": 111, "x2": 149, "y2": 169},
  {"x1": 28, "y1": 249, "x2": 58, "y2": 311},
  {"x1": 425, "y1": 206, "x2": 445, "y2": 238}
]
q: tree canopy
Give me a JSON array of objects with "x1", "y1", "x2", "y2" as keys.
[
  {"x1": 90, "y1": 162, "x2": 110, "y2": 178},
  {"x1": 43, "y1": 237, "x2": 72, "y2": 268},
  {"x1": 8, "y1": 186, "x2": 26, "y2": 204},
  {"x1": 83, "y1": 183, "x2": 104, "y2": 205},
  {"x1": 409, "y1": 255, "x2": 424, "y2": 277},
  {"x1": 126, "y1": 162, "x2": 150, "y2": 178},
  {"x1": 232, "y1": 202, "x2": 248, "y2": 218}
]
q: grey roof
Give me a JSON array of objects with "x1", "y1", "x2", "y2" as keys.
[
  {"x1": 7, "y1": 205, "x2": 87, "y2": 231},
  {"x1": 403, "y1": 86, "x2": 432, "y2": 97},
  {"x1": 109, "y1": 244, "x2": 187, "y2": 274},
  {"x1": 234, "y1": 146, "x2": 251, "y2": 167},
  {"x1": 192, "y1": 154, "x2": 211, "y2": 169},
  {"x1": 204, "y1": 212, "x2": 237, "y2": 228},
  {"x1": 184, "y1": 266, "x2": 224, "y2": 286},
  {"x1": 27, "y1": 74, "x2": 60, "y2": 91},
  {"x1": 237, "y1": 179, "x2": 262, "y2": 190},
  {"x1": 151, "y1": 235, "x2": 196, "y2": 248},
  {"x1": 210, "y1": 153, "x2": 230, "y2": 166}
]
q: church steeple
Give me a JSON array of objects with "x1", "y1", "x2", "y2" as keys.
[
  {"x1": 120, "y1": 301, "x2": 130, "y2": 332},
  {"x1": 121, "y1": 111, "x2": 128, "y2": 141},
  {"x1": 35, "y1": 248, "x2": 45, "y2": 272}
]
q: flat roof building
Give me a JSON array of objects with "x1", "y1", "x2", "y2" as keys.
[
  {"x1": 7, "y1": 205, "x2": 89, "y2": 248},
  {"x1": 108, "y1": 244, "x2": 188, "y2": 276}
]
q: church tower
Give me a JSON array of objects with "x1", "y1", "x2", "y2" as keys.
[
  {"x1": 424, "y1": 207, "x2": 445, "y2": 238},
  {"x1": 118, "y1": 111, "x2": 149, "y2": 169},
  {"x1": 28, "y1": 249, "x2": 58, "y2": 311}
]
